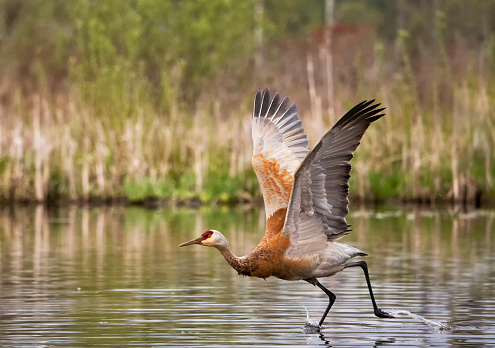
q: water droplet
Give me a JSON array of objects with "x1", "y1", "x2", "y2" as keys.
[{"x1": 387, "y1": 309, "x2": 451, "y2": 332}]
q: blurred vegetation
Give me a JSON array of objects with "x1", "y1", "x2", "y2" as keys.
[{"x1": 0, "y1": 0, "x2": 494, "y2": 206}]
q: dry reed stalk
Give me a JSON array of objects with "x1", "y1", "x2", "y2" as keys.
[
  {"x1": 10, "y1": 122, "x2": 24, "y2": 201},
  {"x1": 178, "y1": 120, "x2": 187, "y2": 166},
  {"x1": 411, "y1": 106, "x2": 424, "y2": 201},
  {"x1": 238, "y1": 118, "x2": 252, "y2": 176},
  {"x1": 323, "y1": 5, "x2": 335, "y2": 125},
  {"x1": 135, "y1": 115, "x2": 145, "y2": 178},
  {"x1": 82, "y1": 137, "x2": 90, "y2": 201},
  {"x1": 228, "y1": 118, "x2": 238, "y2": 178},
  {"x1": 42, "y1": 100, "x2": 52, "y2": 202},
  {"x1": 450, "y1": 146, "x2": 459, "y2": 202},
  {"x1": 401, "y1": 142, "x2": 408, "y2": 174},
  {"x1": 306, "y1": 51, "x2": 318, "y2": 122},
  {"x1": 484, "y1": 112, "x2": 495, "y2": 192},
  {"x1": 62, "y1": 128, "x2": 77, "y2": 200},
  {"x1": 476, "y1": 81, "x2": 494, "y2": 193},
  {"x1": 96, "y1": 145, "x2": 106, "y2": 198},
  {"x1": 306, "y1": 51, "x2": 325, "y2": 142},
  {"x1": 193, "y1": 112, "x2": 207, "y2": 191},
  {"x1": 450, "y1": 86, "x2": 461, "y2": 202},
  {"x1": 485, "y1": 143, "x2": 493, "y2": 189},
  {"x1": 0, "y1": 115, "x2": 4, "y2": 198},
  {"x1": 315, "y1": 95, "x2": 324, "y2": 140},
  {"x1": 160, "y1": 127, "x2": 173, "y2": 177},
  {"x1": 95, "y1": 120, "x2": 107, "y2": 197},
  {"x1": 33, "y1": 98, "x2": 50, "y2": 202},
  {"x1": 33, "y1": 101, "x2": 42, "y2": 202},
  {"x1": 431, "y1": 82, "x2": 443, "y2": 200},
  {"x1": 410, "y1": 123, "x2": 420, "y2": 200},
  {"x1": 356, "y1": 163, "x2": 366, "y2": 202},
  {"x1": 124, "y1": 116, "x2": 142, "y2": 180},
  {"x1": 379, "y1": 81, "x2": 393, "y2": 152},
  {"x1": 42, "y1": 153, "x2": 50, "y2": 202}
]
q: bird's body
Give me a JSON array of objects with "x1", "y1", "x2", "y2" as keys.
[
  {"x1": 210, "y1": 225, "x2": 365, "y2": 281},
  {"x1": 179, "y1": 89, "x2": 394, "y2": 326}
]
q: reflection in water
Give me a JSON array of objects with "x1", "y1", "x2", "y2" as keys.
[{"x1": 0, "y1": 206, "x2": 494, "y2": 346}]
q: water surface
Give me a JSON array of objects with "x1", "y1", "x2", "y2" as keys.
[{"x1": 0, "y1": 206, "x2": 494, "y2": 346}]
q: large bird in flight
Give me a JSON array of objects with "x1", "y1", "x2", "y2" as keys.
[{"x1": 179, "y1": 89, "x2": 394, "y2": 327}]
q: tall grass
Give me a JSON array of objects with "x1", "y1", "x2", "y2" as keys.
[
  {"x1": 299, "y1": 25, "x2": 495, "y2": 206},
  {"x1": 1, "y1": 47, "x2": 494, "y2": 206},
  {"x1": 0, "y1": 81, "x2": 257, "y2": 205},
  {"x1": 0, "y1": 3, "x2": 494, "y2": 206}
]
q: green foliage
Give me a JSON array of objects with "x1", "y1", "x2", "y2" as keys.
[
  {"x1": 0, "y1": 157, "x2": 8, "y2": 176},
  {"x1": 337, "y1": 0, "x2": 383, "y2": 24},
  {"x1": 172, "y1": 172, "x2": 196, "y2": 201},
  {"x1": 368, "y1": 170, "x2": 406, "y2": 201},
  {"x1": 264, "y1": 0, "x2": 325, "y2": 40},
  {"x1": 0, "y1": 0, "x2": 256, "y2": 111},
  {"x1": 201, "y1": 174, "x2": 243, "y2": 204},
  {"x1": 124, "y1": 177, "x2": 175, "y2": 202},
  {"x1": 174, "y1": 0, "x2": 256, "y2": 102}
]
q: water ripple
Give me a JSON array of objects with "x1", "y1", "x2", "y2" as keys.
[{"x1": 1, "y1": 206, "x2": 495, "y2": 346}]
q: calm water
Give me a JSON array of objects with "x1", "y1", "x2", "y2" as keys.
[{"x1": 0, "y1": 206, "x2": 494, "y2": 347}]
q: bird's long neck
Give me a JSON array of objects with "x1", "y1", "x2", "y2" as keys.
[{"x1": 215, "y1": 244, "x2": 251, "y2": 276}]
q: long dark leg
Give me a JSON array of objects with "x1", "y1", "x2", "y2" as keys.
[
  {"x1": 305, "y1": 279, "x2": 336, "y2": 327},
  {"x1": 344, "y1": 260, "x2": 394, "y2": 318}
]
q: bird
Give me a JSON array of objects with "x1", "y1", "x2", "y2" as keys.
[{"x1": 179, "y1": 89, "x2": 394, "y2": 327}]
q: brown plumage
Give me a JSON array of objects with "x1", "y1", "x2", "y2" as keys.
[{"x1": 179, "y1": 89, "x2": 394, "y2": 327}]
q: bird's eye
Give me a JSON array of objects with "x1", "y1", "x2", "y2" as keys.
[{"x1": 202, "y1": 231, "x2": 213, "y2": 239}]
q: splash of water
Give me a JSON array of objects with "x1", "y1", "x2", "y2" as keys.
[
  {"x1": 299, "y1": 303, "x2": 321, "y2": 333},
  {"x1": 387, "y1": 309, "x2": 452, "y2": 332},
  {"x1": 299, "y1": 301, "x2": 451, "y2": 333}
]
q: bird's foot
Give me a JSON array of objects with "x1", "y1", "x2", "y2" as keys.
[
  {"x1": 375, "y1": 308, "x2": 395, "y2": 318},
  {"x1": 303, "y1": 322, "x2": 322, "y2": 334}
]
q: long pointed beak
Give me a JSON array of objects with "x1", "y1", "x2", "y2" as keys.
[{"x1": 178, "y1": 237, "x2": 203, "y2": 247}]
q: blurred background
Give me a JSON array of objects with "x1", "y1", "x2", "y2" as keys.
[
  {"x1": 2, "y1": 2, "x2": 495, "y2": 346},
  {"x1": 1, "y1": 0, "x2": 494, "y2": 207}
]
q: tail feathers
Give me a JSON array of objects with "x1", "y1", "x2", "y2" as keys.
[{"x1": 303, "y1": 243, "x2": 367, "y2": 279}]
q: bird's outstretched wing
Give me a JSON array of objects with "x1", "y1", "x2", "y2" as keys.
[
  {"x1": 252, "y1": 89, "x2": 309, "y2": 221},
  {"x1": 282, "y1": 100, "x2": 385, "y2": 257}
]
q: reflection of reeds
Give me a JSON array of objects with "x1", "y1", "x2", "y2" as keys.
[{"x1": 1, "y1": 206, "x2": 493, "y2": 285}]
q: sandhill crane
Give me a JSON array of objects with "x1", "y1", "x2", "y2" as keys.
[{"x1": 179, "y1": 89, "x2": 394, "y2": 327}]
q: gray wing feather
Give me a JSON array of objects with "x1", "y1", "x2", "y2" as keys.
[{"x1": 284, "y1": 100, "x2": 385, "y2": 256}]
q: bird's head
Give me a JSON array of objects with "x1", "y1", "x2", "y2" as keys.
[{"x1": 178, "y1": 230, "x2": 228, "y2": 249}]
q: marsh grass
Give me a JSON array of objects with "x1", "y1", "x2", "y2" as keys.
[
  {"x1": 1, "y1": 54, "x2": 494, "y2": 207},
  {"x1": 0, "y1": 3, "x2": 494, "y2": 206}
]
